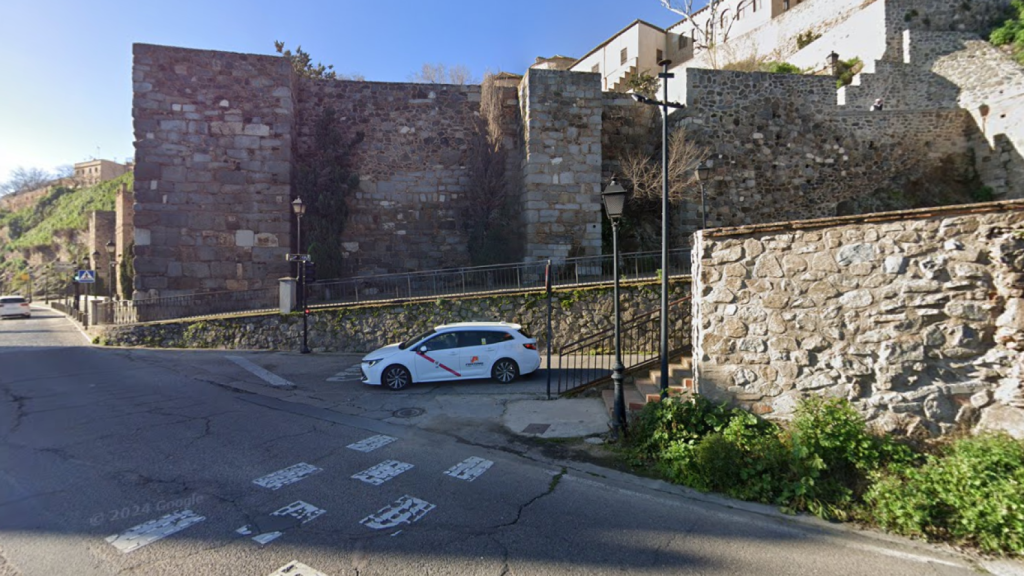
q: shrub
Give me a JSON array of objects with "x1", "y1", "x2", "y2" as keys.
[
  {"x1": 765, "y1": 62, "x2": 803, "y2": 74},
  {"x1": 865, "y1": 434, "x2": 1024, "y2": 554},
  {"x1": 796, "y1": 30, "x2": 822, "y2": 50},
  {"x1": 786, "y1": 397, "x2": 911, "y2": 519},
  {"x1": 836, "y1": 57, "x2": 863, "y2": 88},
  {"x1": 628, "y1": 395, "x2": 735, "y2": 460}
]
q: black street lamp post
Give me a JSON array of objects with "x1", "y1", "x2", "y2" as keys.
[
  {"x1": 602, "y1": 179, "x2": 629, "y2": 435},
  {"x1": 632, "y1": 59, "x2": 685, "y2": 396},
  {"x1": 291, "y1": 197, "x2": 311, "y2": 354},
  {"x1": 696, "y1": 162, "x2": 711, "y2": 229}
]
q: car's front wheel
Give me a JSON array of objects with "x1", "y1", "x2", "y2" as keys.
[
  {"x1": 382, "y1": 365, "x2": 411, "y2": 391},
  {"x1": 491, "y1": 359, "x2": 519, "y2": 384}
]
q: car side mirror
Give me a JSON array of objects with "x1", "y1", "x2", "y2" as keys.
[{"x1": 419, "y1": 345, "x2": 428, "y2": 353}]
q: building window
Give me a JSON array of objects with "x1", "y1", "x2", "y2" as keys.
[
  {"x1": 656, "y1": 49, "x2": 664, "y2": 62},
  {"x1": 784, "y1": 0, "x2": 790, "y2": 9},
  {"x1": 678, "y1": 35, "x2": 688, "y2": 49},
  {"x1": 592, "y1": 64, "x2": 600, "y2": 73},
  {"x1": 620, "y1": 47, "x2": 628, "y2": 65}
]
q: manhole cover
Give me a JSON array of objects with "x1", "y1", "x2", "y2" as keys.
[
  {"x1": 392, "y1": 407, "x2": 426, "y2": 419},
  {"x1": 522, "y1": 423, "x2": 551, "y2": 434}
]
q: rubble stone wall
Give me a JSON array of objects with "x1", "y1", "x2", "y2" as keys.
[
  {"x1": 678, "y1": 68, "x2": 971, "y2": 227},
  {"x1": 692, "y1": 199, "x2": 1024, "y2": 437}
]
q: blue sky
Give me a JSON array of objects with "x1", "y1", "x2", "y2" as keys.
[{"x1": 0, "y1": 0, "x2": 698, "y2": 184}]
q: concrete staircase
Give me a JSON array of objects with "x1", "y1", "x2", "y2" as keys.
[{"x1": 602, "y1": 357, "x2": 694, "y2": 416}]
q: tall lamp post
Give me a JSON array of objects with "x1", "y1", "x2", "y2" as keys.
[
  {"x1": 291, "y1": 197, "x2": 311, "y2": 354},
  {"x1": 106, "y1": 240, "x2": 116, "y2": 300},
  {"x1": 696, "y1": 162, "x2": 711, "y2": 229},
  {"x1": 632, "y1": 59, "x2": 685, "y2": 396},
  {"x1": 602, "y1": 179, "x2": 629, "y2": 435}
]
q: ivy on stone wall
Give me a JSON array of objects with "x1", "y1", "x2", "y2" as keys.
[
  {"x1": 294, "y1": 107, "x2": 362, "y2": 280},
  {"x1": 463, "y1": 74, "x2": 523, "y2": 266}
]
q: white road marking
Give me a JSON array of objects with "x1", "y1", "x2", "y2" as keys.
[
  {"x1": 352, "y1": 460, "x2": 413, "y2": 486},
  {"x1": 105, "y1": 509, "x2": 206, "y2": 554},
  {"x1": 253, "y1": 463, "x2": 323, "y2": 490},
  {"x1": 327, "y1": 365, "x2": 362, "y2": 382},
  {"x1": 444, "y1": 457, "x2": 494, "y2": 482},
  {"x1": 346, "y1": 434, "x2": 397, "y2": 452},
  {"x1": 360, "y1": 495, "x2": 435, "y2": 530},
  {"x1": 226, "y1": 356, "x2": 296, "y2": 389},
  {"x1": 268, "y1": 560, "x2": 330, "y2": 576},
  {"x1": 236, "y1": 501, "x2": 326, "y2": 545}
]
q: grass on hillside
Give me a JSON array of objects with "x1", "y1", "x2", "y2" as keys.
[{"x1": 1, "y1": 172, "x2": 131, "y2": 250}]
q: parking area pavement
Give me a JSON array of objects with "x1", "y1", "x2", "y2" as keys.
[{"x1": 112, "y1": 348, "x2": 613, "y2": 450}]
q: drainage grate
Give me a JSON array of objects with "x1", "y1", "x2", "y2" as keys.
[
  {"x1": 392, "y1": 407, "x2": 426, "y2": 419},
  {"x1": 521, "y1": 423, "x2": 551, "y2": 434}
]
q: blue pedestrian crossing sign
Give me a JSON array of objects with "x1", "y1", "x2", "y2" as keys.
[{"x1": 74, "y1": 270, "x2": 96, "y2": 284}]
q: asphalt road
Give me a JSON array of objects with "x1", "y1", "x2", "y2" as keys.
[{"x1": 0, "y1": 305, "x2": 994, "y2": 575}]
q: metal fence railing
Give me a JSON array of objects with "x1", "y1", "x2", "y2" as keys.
[
  {"x1": 306, "y1": 248, "x2": 691, "y2": 307},
  {"x1": 88, "y1": 248, "x2": 691, "y2": 325},
  {"x1": 96, "y1": 286, "x2": 278, "y2": 325},
  {"x1": 554, "y1": 296, "x2": 692, "y2": 395}
]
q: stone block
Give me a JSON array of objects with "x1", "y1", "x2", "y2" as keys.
[{"x1": 235, "y1": 230, "x2": 255, "y2": 247}]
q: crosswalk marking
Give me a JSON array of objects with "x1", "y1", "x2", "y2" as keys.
[
  {"x1": 327, "y1": 365, "x2": 363, "y2": 382},
  {"x1": 360, "y1": 495, "x2": 435, "y2": 530},
  {"x1": 444, "y1": 457, "x2": 494, "y2": 482},
  {"x1": 352, "y1": 460, "x2": 413, "y2": 486},
  {"x1": 105, "y1": 510, "x2": 206, "y2": 554},
  {"x1": 268, "y1": 560, "x2": 330, "y2": 576},
  {"x1": 347, "y1": 434, "x2": 397, "y2": 452},
  {"x1": 236, "y1": 501, "x2": 326, "y2": 545},
  {"x1": 227, "y1": 356, "x2": 296, "y2": 389},
  {"x1": 253, "y1": 463, "x2": 322, "y2": 490}
]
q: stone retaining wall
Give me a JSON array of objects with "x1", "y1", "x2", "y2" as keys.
[
  {"x1": 692, "y1": 199, "x2": 1024, "y2": 437},
  {"x1": 97, "y1": 281, "x2": 692, "y2": 355}
]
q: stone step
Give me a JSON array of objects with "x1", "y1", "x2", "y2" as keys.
[
  {"x1": 601, "y1": 388, "x2": 648, "y2": 415},
  {"x1": 647, "y1": 364, "x2": 693, "y2": 387},
  {"x1": 634, "y1": 378, "x2": 690, "y2": 402}
]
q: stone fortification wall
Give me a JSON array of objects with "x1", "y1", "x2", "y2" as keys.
[
  {"x1": 97, "y1": 280, "x2": 691, "y2": 354},
  {"x1": 519, "y1": 69, "x2": 605, "y2": 261},
  {"x1": 677, "y1": 68, "x2": 970, "y2": 226},
  {"x1": 924, "y1": 34, "x2": 1024, "y2": 200},
  {"x1": 295, "y1": 79, "x2": 483, "y2": 274},
  {"x1": 0, "y1": 185, "x2": 56, "y2": 213},
  {"x1": 132, "y1": 44, "x2": 294, "y2": 296},
  {"x1": 692, "y1": 200, "x2": 1024, "y2": 437},
  {"x1": 89, "y1": 211, "x2": 116, "y2": 293},
  {"x1": 882, "y1": 0, "x2": 1011, "y2": 60}
]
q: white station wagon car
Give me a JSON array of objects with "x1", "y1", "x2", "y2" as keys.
[
  {"x1": 0, "y1": 295, "x2": 31, "y2": 319},
  {"x1": 361, "y1": 322, "x2": 541, "y2": 390}
]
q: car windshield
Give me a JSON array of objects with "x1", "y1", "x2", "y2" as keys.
[{"x1": 399, "y1": 328, "x2": 436, "y2": 350}]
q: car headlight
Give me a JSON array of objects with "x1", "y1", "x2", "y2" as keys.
[{"x1": 364, "y1": 358, "x2": 382, "y2": 367}]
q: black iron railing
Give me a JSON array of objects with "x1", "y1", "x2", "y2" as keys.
[
  {"x1": 90, "y1": 248, "x2": 691, "y2": 325},
  {"x1": 555, "y1": 297, "x2": 692, "y2": 395},
  {"x1": 306, "y1": 248, "x2": 690, "y2": 307}
]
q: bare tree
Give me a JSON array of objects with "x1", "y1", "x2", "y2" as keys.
[
  {"x1": 660, "y1": 0, "x2": 738, "y2": 69},
  {"x1": 409, "y1": 62, "x2": 478, "y2": 85},
  {"x1": 619, "y1": 128, "x2": 708, "y2": 201},
  {"x1": 0, "y1": 166, "x2": 55, "y2": 196}
]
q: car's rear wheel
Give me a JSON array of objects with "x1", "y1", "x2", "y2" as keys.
[
  {"x1": 492, "y1": 359, "x2": 519, "y2": 384},
  {"x1": 382, "y1": 365, "x2": 411, "y2": 391}
]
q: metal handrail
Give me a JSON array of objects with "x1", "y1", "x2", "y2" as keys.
[
  {"x1": 307, "y1": 248, "x2": 691, "y2": 307},
  {"x1": 555, "y1": 296, "x2": 692, "y2": 395},
  {"x1": 90, "y1": 248, "x2": 692, "y2": 325}
]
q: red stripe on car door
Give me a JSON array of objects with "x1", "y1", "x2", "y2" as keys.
[{"x1": 415, "y1": 352, "x2": 462, "y2": 377}]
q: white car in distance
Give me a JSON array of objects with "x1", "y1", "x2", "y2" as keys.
[
  {"x1": 0, "y1": 295, "x2": 31, "y2": 319},
  {"x1": 361, "y1": 322, "x2": 541, "y2": 390}
]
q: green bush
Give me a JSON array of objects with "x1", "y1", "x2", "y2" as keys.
[
  {"x1": 786, "y1": 397, "x2": 911, "y2": 519},
  {"x1": 865, "y1": 434, "x2": 1024, "y2": 554},
  {"x1": 764, "y1": 62, "x2": 803, "y2": 74},
  {"x1": 628, "y1": 395, "x2": 736, "y2": 460}
]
